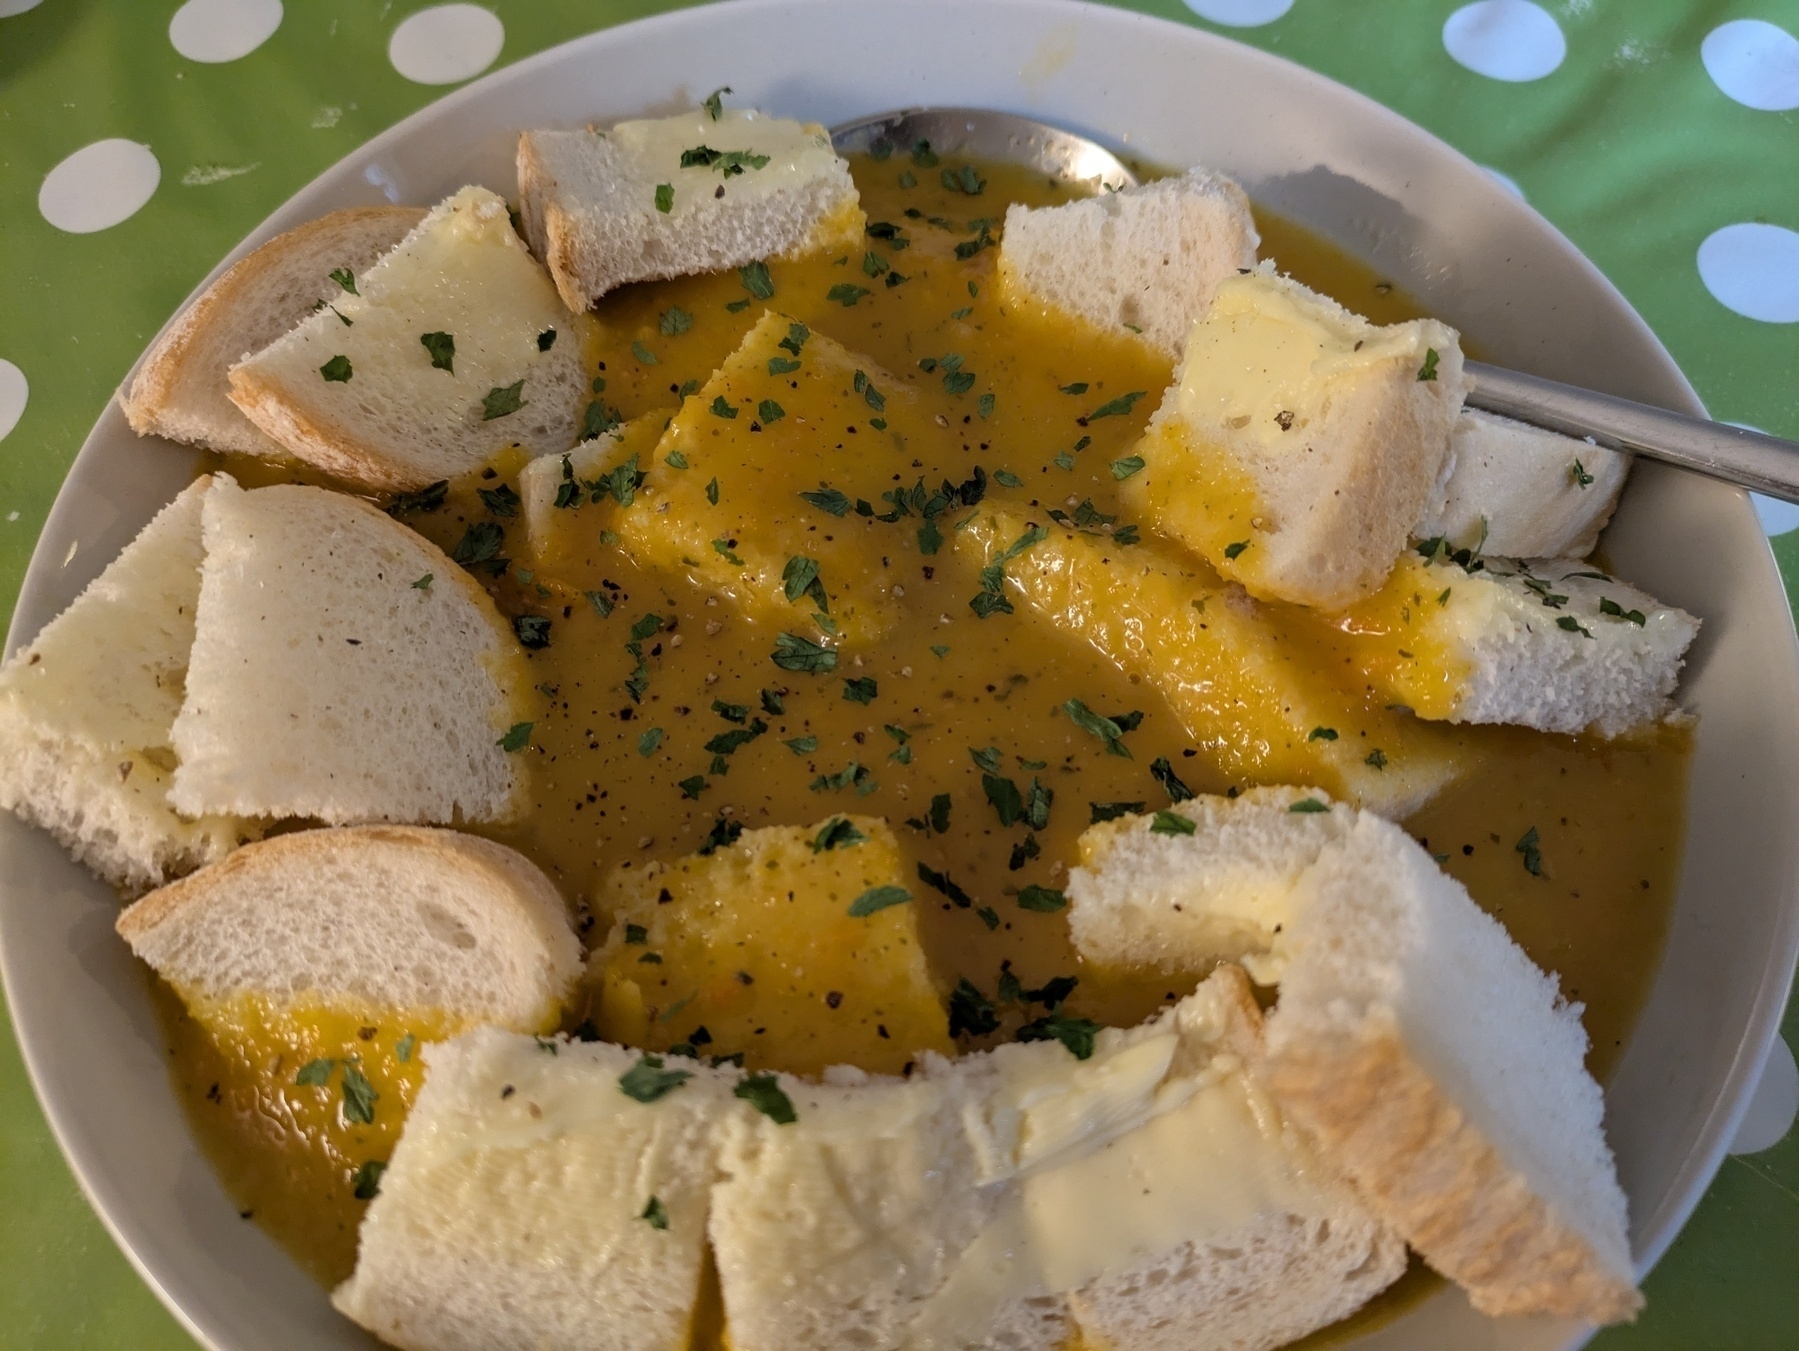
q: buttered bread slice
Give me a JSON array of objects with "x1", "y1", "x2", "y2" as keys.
[
  {"x1": 335, "y1": 1029, "x2": 747, "y2": 1351},
  {"x1": 1067, "y1": 790, "x2": 1643, "y2": 1324},
  {"x1": 0, "y1": 477, "x2": 252, "y2": 892},
  {"x1": 518, "y1": 106, "x2": 863, "y2": 311},
  {"x1": 122, "y1": 206, "x2": 424, "y2": 459},
  {"x1": 998, "y1": 168, "x2": 1260, "y2": 359},
  {"x1": 170, "y1": 476, "x2": 527, "y2": 825},
  {"x1": 229, "y1": 186, "x2": 594, "y2": 491},
  {"x1": 517, "y1": 411, "x2": 669, "y2": 568},
  {"x1": 1126, "y1": 263, "x2": 1466, "y2": 609}
]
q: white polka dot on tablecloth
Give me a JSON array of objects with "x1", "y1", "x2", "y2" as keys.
[
  {"x1": 1182, "y1": 0, "x2": 1293, "y2": 27},
  {"x1": 389, "y1": 4, "x2": 503, "y2": 85},
  {"x1": 1702, "y1": 19, "x2": 1799, "y2": 113},
  {"x1": 38, "y1": 139, "x2": 160, "y2": 234},
  {"x1": 0, "y1": 0, "x2": 44, "y2": 15},
  {"x1": 168, "y1": 0, "x2": 282, "y2": 64},
  {"x1": 1443, "y1": 0, "x2": 1566, "y2": 82},
  {"x1": 1483, "y1": 165, "x2": 1525, "y2": 198},
  {"x1": 1732, "y1": 1034, "x2": 1799, "y2": 1154},
  {"x1": 1698, "y1": 223, "x2": 1799, "y2": 324},
  {"x1": 0, "y1": 361, "x2": 26, "y2": 444}
]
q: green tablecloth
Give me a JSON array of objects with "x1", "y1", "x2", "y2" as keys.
[{"x1": 3, "y1": 1, "x2": 1797, "y2": 1346}]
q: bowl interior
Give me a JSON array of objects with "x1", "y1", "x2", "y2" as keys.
[{"x1": 6, "y1": 2, "x2": 1798, "y2": 1348}]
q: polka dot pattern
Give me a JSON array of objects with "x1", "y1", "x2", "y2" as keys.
[
  {"x1": 0, "y1": 0, "x2": 44, "y2": 15},
  {"x1": 1181, "y1": 0, "x2": 1293, "y2": 27},
  {"x1": 1443, "y1": 0, "x2": 1566, "y2": 82},
  {"x1": 1698, "y1": 223, "x2": 1799, "y2": 325},
  {"x1": 38, "y1": 139, "x2": 161, "y2": 234},
  {"x1": 168, "y1": 0, "x2": 283, "y2": 65},
  {"x1": 388, "y1": 4, "x2": 504, "y2": 85},
  {"x1": 1702, "y1": 19, "x2": 1799, "y2": 113},
  {"x1": 0, "y1": 360, "x2": 26, "y2": 444}
]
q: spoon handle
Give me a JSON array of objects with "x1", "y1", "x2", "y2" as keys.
[{"x1": 1464, "y1": 360, "x2": 1799, "y2": 505}]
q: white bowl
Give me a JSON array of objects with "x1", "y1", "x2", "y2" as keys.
[{"x1": 5, "y1": 2, "x2": 1798, "y2": 1348}]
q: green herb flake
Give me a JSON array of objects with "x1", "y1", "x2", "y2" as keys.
[
  {"x1": 481, "y1": 381, "x2": 526, "y2": 420},
  {"x1": 735, "y1": 1073, "x2": 798, "y2": 1123},
  {"x1": 1366, "y1": 749, "x2": 1389, "y2": 769},
  {"x1": 1016, "y1": 1012, "x2": 1100, "y2": 1060},
  {"x1": 419, "y1": 331, "x2": 454, "y2": 372},
  {"x1": 1064, "y1": 698, "x2": 1132, "y2": 758},
  {"x1": 800, "y1": 486, "x2": 851, "y2": 517},
  {"x1": 340, "y1": 1062, "x2": 378, "y2": 1124},
  {"x1": 618, "y1": 1054, "x2": 692, "y2": 1103},
  {"x1": 941, "y1": 164, "x2": 986, "y2": 195},
  {"x1": 1557, "y1": 615, "x2": 1595, "y2": 638},
  {"x1": 1307, "y1": 726, "x2": 1339, "y2": 742},
  {"x1": 1516, "y1": 826, "x2": 1544, "y2": 876},
  {"x1": 1599, "y1": 596, "x2": 1647, "y2": 625},
  {"x1": 637, "y1": 727, "x2": 664, "y2": 756},
  {"x1": 1150, "y1": 810, "x2": 1196, "y2": 836},
  {"x1": 784, "y1": 735, "x2": 819, "y2": 755},
  {"x1": 624, "y1": 923, "x2": 649, "y2": 945},
  {"x1": 772, "y1": 632, "x2": 837, "y2": 673},
  {"x1": 328, "y1": 267, "x2": 358, "y2": 295},
  {"x1": 711, "y1": 395, "x2": 738, "y2": 420},
  {"x1": 948, "y1": 978, "x2": 1000, "y2": 1038},
  {"x1": 1571, "y1": 459, "x2": 1596, "y2": 488},
  {"x1": 767, "y1": 356, "x2": 801, "y2": 376},
  {"x1": 842, "y1": 676, "x2": 878, "y2": 705},
  {"x1": 585, "y1": 589, "x2": 614, "y2": 617},
  {"x1": 1418, "y1": 348, "x2": 1441, "y2": 382},
  {"x1": 1222, "y1": 540, "x2": 1250, "y2": 560},
  {"x1": 827, "y1": 283, "x2": 871, "y2": 307},
  {"x1": 678, "y1": 775, "x2": 708, "y2": 800},
  {"x1": 411, "y1": 573, "x2": 433, "y2": 591},
  {"x1": 712, "y1": 537, "x2": 745, "y2": 566},
  {"x1": 497, "y1": 721, "x2": 533, "y2": 752},
  {"x1": 632, "y1": 340, "x2": 659, "y2": 366},
  {"x1": 1059, "y1": 382, "x2": 1089, "y2": 395},
  {"x1": 811, "y1": 817, "x2": 867, "y2": 853},
  {"x1": 1090, "y1": 801, "x2": 1145, "y2": 823},
  {"x1": 478, "y1": 482, "x2": 520, "y2": 517},
  {"x1": 1086, "y1": 391, "x2": 1145, "y2": 420},
  {"x1": 1016, "y1": 884, "x2": 1067, "y2": 913},
  {"x1": 641, "y1": 1195, "x2": 670, "y2": 1229},
  {"x1": 739, "y1": 261, "x2": 775, "y2": 299},
  {"x1": 295, "y1": 1058, "x2": 334, "y2": 1086},
  {"x1": 320, "y1": 354, "x2": 352, "y2": 382},
  {"x1": 706, "y1": 477, "x2": 721, "y2": 505},
  {"x1": 848, "y1": 885, "x2": 912, "y2": 918},
  {"x1": 513, "y1": 614, "x2": 551, "y2": 649},
  {"x1": 703, "y1": 85, "x2": 731, "y2": 119},
  {"x1": 1148, "y1": 757, "x2": 1195, "y2": 803},
  {"x1": 757, "y1": 399, "x2": 785, "y2": 424},
  {"x1": 352, "y1": 1159, "x2": 386, "y2": 1200},
  {"x1": 1289, "y1": 798, "x2": 1330, "y2": 814},
  {"x1": 655, "y1": 183, "x2": 674, "y2": 213},
  {"x1": 1109, "y1": 455, "x2": 1145, "y2": 481}
]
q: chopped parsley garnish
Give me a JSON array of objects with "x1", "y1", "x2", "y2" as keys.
[
  {"x1": 703, "y1": 85, "x2": 731, "y2": 119},
  {"x1": 735, "y1": 1073, "x2": 797, "y2": 1124},
  {"x1": 410, "y1": 573, "x2": 433, "y2": 591},
  {"x1": 1516, "y1": 826, "x2": 1544, "y2": 876},
  {"x1": 760, "y1": 688, "x2": 784, "y2": 715},
  {"x1": 1366, "y1": 749, "x2": 1389, "y2": 769},
  {"x1": 712, "y1": 537, "x2": 745, "y2": 565},
  {"x1": 978, "y1": 392, "x2": 996, "y2": 419},
  {"x1": 772, "y1": 632, "x2": 837, "y2": 673},
  {"x1": 452, "y1": 520, "x2": 506, "y2": 572},
  {"x1": 1090, "y1": 801, "x2": 1145, "y2": 823},
  {"x1": 826, "y1": 283, "x2": 871, "y2": 307},
  {"x1": 659, "y1": 306, "x2": 693, "y2": 337},
  {"x1": 352, "y1": 1159, "x2": 386, "y2": 1200},
  {"x1": 918, "y1": 861, "x2": 973, "y2": 907},
  {"x1": 1599, "y1": 596, "x2": 1647, "y2": 625},
  {"x1": 767, "y1": 355, "x2": 801, "y2": 375},
  {"x1": 1557, "y1": 615, "x2": 1595, "y2": 638},
  {"x1": 681, "y1": 144, "x2": 771, "y2": 176},
  {"x1": 969, "y1": 745, "x2": 1003, "y2": 773},
  {"x1": 1150, "y1": 810, "x2": 1196, "y2": 836},
  {"x1": 1016, "y1": 1012, "x2": 1100, "y2": 1060},
  {"x1": 655, "y1": 183, "x2": 674, "y2": 213},
  {"x1": 581, "y1": 400, "x2": 622, "y2": 440},
  {"x1": 711, "y1": 395, "x2": 738, "y2": 420},
  {"x1": 1149, "y1": 757, "x2": 1195, "y2": 802},
  {"x1": 993, "y1": 470, "x2": 1023, "y2": 488},
  {"x1": 970, "y1": 524, "x2": 1047, "y2": 617},
  {"x1": 862, "y1": 250, "x2": 890, "y2": 277},
  {"x1": 1016, "y1": 884, "x2": 1067, "y2": 913},
  {"x1": 637, "y1": 727, "x2": 664, "y2": 756},
  {"x1": 1109, "y1": 455, "x2": 1145, "y2": 480},
  {"x1": 1307, "y1": 726, "x2": 1339, "y2": 742},
  {"x1": 697, "y1": 815, "x2": 744, "y2": 855},
  {"x1": 941, "y1": 164, "x2": 986, "y2": 195},
  {"x1": 320, "y1": 354, "x2": 352, "y2": 382},
  {"x1": 757, "y1": 398, "x2": 785, "y2": 424},
  {"x1": 295, "y1": 1057, "x2": 333, "y2": 1086},
  {"x1": 739, "y1": 260, "x2": 775, "y2": 299},
  {"x1": 481, "y1": 381, "x2": 526, "y2": 420},
  {"x1": 1064, "y1": 698, "x2": 1133, "y2": 758},
  {"x1": 1223, "y1": 540, "x2": 1250, "y2": 560},
  {"x1": 703, "y1": 719, "x2": 767, "y2": 756},
  {"x1": 781, "y1": 555, "x2": 829, "y2": 613},
  {"x1": 800, "y1": 486, "x2": 851, "y2": 517},
  {"x1": 513, "y1": 614, "x2": 551, "y2": 649},
  {"x1": 328, "y1": 267, "x2": 358, "y2": 295},
  {"x1": 811, "y1": 817, "x2": 866, "y2": 852},
  {"x1": 618, "y1": 1054, "x2": 692, "y2": 1102},
  {"x1": 843, "y1": 676, "x2": 877, "y2": 704},
  {"x1": 1059, "y1": 382, "x2": 1089, "y2": 395},
  {"x1": 811, "y1": 761, "x2": 874, "y2": 795},
  {"x1": 395, "y1": 1033, "x2": 416, "y2": 1063},
  {"x1": 943, "y1": 370, "x2": 975, "y2": 395},
  {"x1": 906, "y1": 792, "x2": 953, "y2": 834},
  {"x1": 678, "y1": 775, "x2": 707, "y2": 799},
  {"x1": 537, "y1": 328, "x2": 557, "y2": 350},
  {"x1": 705, "y1": 477, "x2": 720, "y2": 505},
  {"x1": 640, "y1": 1195, "x2": 670, "y2": 1229},
  {"x1": 1086, "y1": 391, "x2": 1145, "y2": 420},
  {"x1": 713, "y1": 699, "x2": 750, "y2": 724},
  {"x1": 1571, "y1": 459, "x2": 1595, "y2": 488},
  {"x1": 419, "y1": 331, "x2": 454, "y2": 372},
  {"x1": 632, "y1": 340, "x2": 659, "y2": 365},
  {"x1": 949, "y1": 978, "x2": 1001, "y2": 1038},
  {"x1": 1290, "y1": 798, "x2": 1330, "y2": 814},
  {"x1": 585, "y1": 589, "x2": 613, "y2": 617},
  {"x1": 1418, "y1": 348, "x2": 1440, "y2": 382},
  {"x1": 497, "y1": 721, "x2": 532, "y2": 752},
  {"x1": 341, "y1": 1062, "x2": 378, "y2": 1124},
  {"x1": 387, "y1": 480, "x2": 448, "y2": 515},
  {"x1": 784, "y1": 735, "x2": 819, "y2": 755},
  {"x1": 665, "y1": 450, "x2": 690, "y2": 468},
  {"x1": 624, "y1": 923, "x2": 649, "y2": 944},
  {"x1": 477, "y1": 482, "x2": 519, "y2": 517},
  {"x1": 848, "y1": 885, "x2": 912, "y2": 918}
]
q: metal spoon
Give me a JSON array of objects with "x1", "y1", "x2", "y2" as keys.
[{"x1": 832, "y1": 107, "x2": 1799, "y2": 505}]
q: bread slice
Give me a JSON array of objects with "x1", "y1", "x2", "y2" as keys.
[
  {"x1": 0, "y1": 477, "x2": 253, "y2": 893},
  {"x1": 711, "y1": 966, "x2": 1405, "y2": 1351},
  {"x1": 1064, "y1": 790, "x2": 1641, "y2": 1323},
  {"x1": 228, "y1": 186, "x2": 594, "y2": 491},
  {"x1": 334, "y1": 1028, "x2": 748, "y2": 1351},
  {"x1": 116, "y1": 825, "x2": 580, "y2": 1029},
  {"x1": 517, "y1": 108, "x2": 864, "y2": 311},
  {"x1": 169, "y1": 475, "x2": 526, "y2": 825},
  {"x1": 953, "y1": 509, "x2": 1464, "y2": 817},
  {"x1": 121, "y1": 206, "x2": 424, "y2": 458},
  {"x1": 1304, "y1": 552, "x2": 1699, "y2": 737},
  {"x1": 998, "y1": 168, "x2": 1260, "y2": 358},
  {"x1": 1125, "y1": 263, "x2": 1467, "y2": 609},
  {"x1": 1065, "y1": 786, "x2": 1355, "y2": 986},
  {"x1": 517, "y1": 410, "x2": 669, "y2": 568},
  {"x1": 590, "y1": 814, "x2": 952, "y2": 1077},
  {"x1": 1265, "y1": 812, "x2": 1641, "y2": 1322},
  {"x1": 1417, "y1": 409, "x2": 1630, "y2": 559}
]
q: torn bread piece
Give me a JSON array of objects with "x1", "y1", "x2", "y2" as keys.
[
  {"x1": 169, "y1": 476, "x2": 526, "y2": 826},
  {"x1": 999, "y1": 168, "x2": 1260, "y2": 358},
  {"x1": 1418, "y1": 409, "x2": 1630, "y2": 559},
  {"x1": 614, "y1": 312, "x2": 952, "y2": 647},
  {"x1": 334, "y1": 1029, "x2": 748, "y2": 1351},
  {"x1": 954, "y1": 510, "x2": 1464, "y2": 817},
  {"x1": 1067, "y1": 792, "x2": 1642, "y2": 1324},
  {"x1": 0, "y1": 477, "x2": 253, "y2": 893},
  {"x1": 517, "y1": 410, "x2": 669, "y2": 568},
  {"x1": 1299, "y1": 551, "x2": 1699, "y2": 738},
  {"x1": 116, "y1": 826, "x2": 580, "y2": 1032},
  {"x1": 122, "y1": 206, "x2": 424, "y2": 459},
  {"x1": 1125, "y1": 263, "x2": 1466, "y2": 609},
  {"x1": 229, "y1": 186, "x2": 594, "y2": 491},
  {"x1": 518, "y1": 108, "x2": 863, "y2": 311},
  {"x1": 710, "y1": 967, "x2": 1405, "y2": 1351}
]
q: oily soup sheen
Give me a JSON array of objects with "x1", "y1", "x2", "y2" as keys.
[{"x1": 155, "y1": 156, "x2": 1689, "y2": 1327}]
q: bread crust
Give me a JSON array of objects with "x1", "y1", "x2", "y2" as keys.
[
  {"x1": 1264, "y1": 1015, "x2": 1642, "y2": 1324},
  {"x1": 225, "y1": 363, "x2": 428, "y2": 492},
  {"x1": 123, "y1": 207, "x2": 424, "y2": 457}
]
